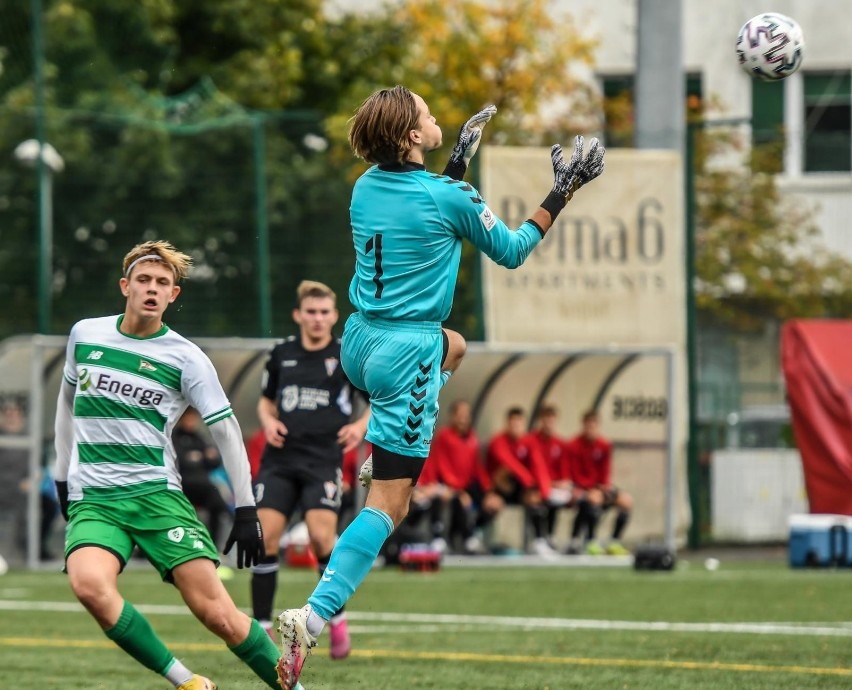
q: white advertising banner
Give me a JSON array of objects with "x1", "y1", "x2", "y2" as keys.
[
  {"x1": 480, "y1": 147, "x2": 685, "y2": 348},
  {"x1": 479, "y1": 147, "x2": 690, "y2": 544}
]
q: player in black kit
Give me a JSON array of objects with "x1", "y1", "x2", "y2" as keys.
[{"x1": 251, "y1": 280, "x2": 369, "y2": 660}]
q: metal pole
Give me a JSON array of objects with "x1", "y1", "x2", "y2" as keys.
[
  {"x1": 636, "y1": 0, "x2": 684, "y2": 152},
  {"x1": 27, "y1": 337, "x2": 46, "y2": 569},
  {"x1": 253, "y1": 115, "x2": 271, "y2": 337},
  {"x1": 31, "y1": 0, "x2": 50, "y2": 334},
  {"x1": 684, "y1": 123, "x2": 700, "y2": 548},
  {"x1": 665, "y1": 348, "x2": 676, "y2": 551}
]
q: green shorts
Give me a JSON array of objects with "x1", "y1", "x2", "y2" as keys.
[{"x1": 65, "y1": 489, "x2": 219, "y2": 581}]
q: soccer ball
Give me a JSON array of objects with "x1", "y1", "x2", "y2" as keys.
[{"x1": 736, "y1": 13, "x2": 804, "y2": 81}]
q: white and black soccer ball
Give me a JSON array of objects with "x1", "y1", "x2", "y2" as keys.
[{"x1": 736, "y1": 13, "x2": 804, "y2": 81}]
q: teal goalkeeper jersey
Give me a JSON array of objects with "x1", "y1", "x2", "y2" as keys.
[{"x1": 348, "y1": 162, "x2": 543, "y2": 322}]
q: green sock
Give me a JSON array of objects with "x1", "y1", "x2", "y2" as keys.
[
  {"x1": 104, "y1": 600, "x2": 174, "y2": 675},
  {"x1": 229, "y1": 618, "x2": 281, "y2": 689}
]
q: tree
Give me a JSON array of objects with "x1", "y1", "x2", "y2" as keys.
[
  {"x1": 0, "y1": 0, "x2": 399, "y2": 338},
  {"x1": 597, "y1": 76, "x2": 852, "y2": 332},
  {"x1": 694, "y1": 134, "x2": 852, "y2": 332},
  {"x1": 0, "y1": 0, "x2": 599, "y2": 341},
  {"x1": 322, "y1": 0, "x2": 600, "y2": 337}
]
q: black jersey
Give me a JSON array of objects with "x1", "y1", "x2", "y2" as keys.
[{"x1": 261, "y1": 336, "x2": 360, "y2": 452}]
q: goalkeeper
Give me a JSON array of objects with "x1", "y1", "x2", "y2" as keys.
[
  {"x1": 276, "y1": 85, "x2": 605, "y2": 690},
  {"x1": 53, "y1": 241, "x2": 301, "y2": 690}
]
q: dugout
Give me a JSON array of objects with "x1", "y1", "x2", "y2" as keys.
[{"x1": 0, "y1": 335, "x2": 681, "y2": 568}]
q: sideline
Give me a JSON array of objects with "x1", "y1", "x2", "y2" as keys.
[
  {"x1": 1, "y1": 635, "x2": 851, "y2": 678},
  {"x1": 2, "y1": 599, "x2": 852, "y2": 638}
]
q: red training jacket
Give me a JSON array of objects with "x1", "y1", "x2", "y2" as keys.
[
  {"x1": 529, "y1": 429, "x2": 571, "y2": 482},
  {"x1": 428, "y1": 425, "x2": 491, "y2": 491},
  {"x1": 564, "y1": 434, "x2": 612, "y2": 489},
  {"x1": 486, "y1": 431, "x2": 551, "y2": 499}
]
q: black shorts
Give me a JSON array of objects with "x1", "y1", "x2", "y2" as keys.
[
  {"x1": 254, "y1": 445, "x2": 343, "y2": 519},
  {"x1": 493, "y1": 477, "x2": 525, "y2": 506},
  {"x1": 576, "y1": 485, "x2": 620, "y2": 508}
]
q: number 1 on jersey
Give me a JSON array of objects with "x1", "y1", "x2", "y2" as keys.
[{"x1": 365, "y1": 233, "x2": 384, "y2": 298}]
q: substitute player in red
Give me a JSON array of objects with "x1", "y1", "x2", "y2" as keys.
[
  {"x1": 486, "y1": 407, "x2": 555, "y2": 557},
  {"x1": 565, "y1": 410, "x2": 632, "y2": 555},
  {"x1": 428, "y1": 399, "x2": 503, "y2": 553},
  {"x1": 528, "y1": 404, "x2": 573, "y2": 552}
]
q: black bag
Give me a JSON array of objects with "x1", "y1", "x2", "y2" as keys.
[{"x1": 633, "y1": 544, "x2": 676, "y2": 571}]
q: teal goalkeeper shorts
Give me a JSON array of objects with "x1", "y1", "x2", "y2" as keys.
[
  {"x1": 64, "y1": 489, "x2": 219, "y2": 581},
  {"x1": 341, "y1": 312, "x2": 443, "y2": 459}
]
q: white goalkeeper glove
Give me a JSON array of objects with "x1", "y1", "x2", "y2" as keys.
[
  {"x1": 443, "y1": 104, "x2": 497, "y2": 180},
  {"x1": 540, "y1": 135, "x2": 606, "y2": 220},
  {"x1": 358, "y1": 454, "x2": 373, "y2": 489}
]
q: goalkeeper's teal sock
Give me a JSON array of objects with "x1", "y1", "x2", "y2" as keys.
[
  {"x1": 307, "y1": 507, "x2": 394, "y2": 620},
  {"x1": 229, "y1": 618, "x2": 282, "y2": 689},
  {"x1": 440, "y1": 369, "x2": 453, "y2": 389},
  {"x1": 104, "y1": 600, "x2": 176, "y2": 676}
]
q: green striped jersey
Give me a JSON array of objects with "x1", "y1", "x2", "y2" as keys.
[{"x1": 63, "y1": 315, "x2": 233, "y2": 502}]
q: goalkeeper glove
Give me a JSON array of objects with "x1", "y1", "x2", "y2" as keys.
[
  {"x1": 442, "y1": 104, "x2": 497, "y2": 180},
  {"x1": 55, "y1": 480, "x2": 69, "y2": 521},
  {"x1": 224, "y1": 506, "x2": 264, "y2": 568},
  {"x1": 573, "y1": 137, "x2": 605, "y2": 191},
  {"x1": 540, "y1": 136, "x2": 606, "y2": 220}
]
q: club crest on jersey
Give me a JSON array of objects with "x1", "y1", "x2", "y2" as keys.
[
  {"x1": 78, "y1": 368, "x2": 93, "y2": 391},
  {"x1": 479, "y1": 205, "x2": 497, "y2": 231},
  {"x1": 320, "y1": 480, "x2": 341, "y2": 508},
  {"x1": 282, "y1": 385, "x2": 299, "y2": 412},
  {"x1": 324, "y1": 357, "x2": 339, "y2": 377},
  {"x1": 139, "y1": 360, "x2": 158, "y2": 373},
  {"x1": 167, "y1": 527, "x2": 185, "y2": 543}
]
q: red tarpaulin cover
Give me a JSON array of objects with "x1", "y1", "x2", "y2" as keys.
[{"x1": 781, "y1": 319, "x2": 852, "y2": 515}]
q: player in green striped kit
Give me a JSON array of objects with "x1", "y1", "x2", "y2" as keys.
[{"x1": 53, "y1": 241, "x2": 301, "y2": 690}]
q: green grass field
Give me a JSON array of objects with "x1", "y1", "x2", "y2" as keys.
[{"x1": 2, "y1": 558, "x2": 852, "y2": 689}]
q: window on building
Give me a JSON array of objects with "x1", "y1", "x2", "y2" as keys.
[
  {"x1": 751, "y1": 79, "x2": 785, "y2": 173},
  {"x1": 804, "y1": 71, "x2": 851, "y2": 173},
  {"x1": 601, "y1": 74, "x2": 703, "y2": 148}
]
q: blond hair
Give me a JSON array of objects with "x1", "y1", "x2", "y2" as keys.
[
  {"x1": 296, "y1": 280, "x2": 336, "y2": 307},
  {"x1": 349, "y1": 85, "x2": 420, "y2": 165},
  {"x1": 122, "y1": 240, "x2": 192, "y2": 283}
]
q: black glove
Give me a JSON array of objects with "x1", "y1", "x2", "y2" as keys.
[
  {"x1": 55, "y1": 480, "x2": 69, "y2": 521},
  {"x1": 224, "y1": 506, "x2": 264, "y2": 569}
]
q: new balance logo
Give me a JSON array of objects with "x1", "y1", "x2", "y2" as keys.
[
  {"x1": 139, "y1": 360, "x2": 158, "y2": 372},
  {"x1": 86, "y1": 351, "x2": 104, "y2": 360}
]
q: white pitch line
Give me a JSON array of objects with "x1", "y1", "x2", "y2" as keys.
[{"x1": 1, "y1": 599, "x2": 851, "y2": 638}]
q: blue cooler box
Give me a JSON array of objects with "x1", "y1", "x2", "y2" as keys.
[{"x1": 788, "y1": 514, "x2": 852, "y2": 567}]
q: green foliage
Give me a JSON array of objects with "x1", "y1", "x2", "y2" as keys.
[
  {"x1": 694, "y1": 132, "x2": 852, "y2": 331},
  {"x1": 0, "y1": 0, "x2": 599, "y2": 341},
  {"x1": 332, "y1": 0, "x2": 600, "y2": 337},
  {"x1": 0, "y1": 0, "x2": 386, "y2": 338}
]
